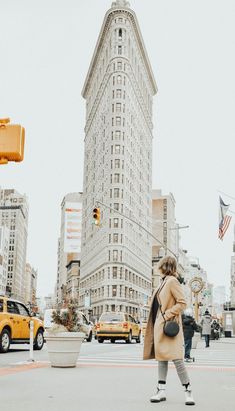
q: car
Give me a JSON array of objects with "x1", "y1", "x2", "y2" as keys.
[
  {"x1": 43, "y1": 308, "x2": 93, "y2": 342},
  {"x1": 0, "y1": 296, "x2": 44, "y2": 353},
  {"x1": 96, "y1": 312, "x2": 141, "y2": 343}
]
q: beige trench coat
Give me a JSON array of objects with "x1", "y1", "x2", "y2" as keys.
[{"x1": 143, "y1": 275, "x2": 186, "y2": 361}]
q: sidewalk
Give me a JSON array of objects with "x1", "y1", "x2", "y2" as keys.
[
  {"x1": 1, "y1": 340, "x2": 235, "y2": 411},
  {"x1": 216, "y1": 337, "x2": 235, "y2": 344}
]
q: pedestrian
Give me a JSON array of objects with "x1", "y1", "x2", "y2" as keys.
[
  {"x1": 201, "y1": 310, "x2": 212, "y2": 347},
  {"x1": 182, "y1": 310, "x2": 198, "y2": 361},
  {"x1": 211, "y1": 319, "x2": 220, "y2": 340},
  {"x1": 143, "y1": 256, "x2": 195, "y2": 406}
]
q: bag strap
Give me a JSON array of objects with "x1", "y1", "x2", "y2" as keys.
[
  {"x1": 156, "y1": 277, "x2": 177, "y2": 324},
  {"x1": 155, "y1": 278, "x2": 167, "y2": 325}
]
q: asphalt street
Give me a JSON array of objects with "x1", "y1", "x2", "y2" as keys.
[{"x1": 0, "y1": 337, "x2": 235, "y2": 411}]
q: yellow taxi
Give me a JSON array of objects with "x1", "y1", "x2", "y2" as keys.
[
  {"x1": 96, "y1": 312, "x2": 141, "y2": 343},
  {"x1": 0, "y1": 296, "x2": 44, "y2": 353}
]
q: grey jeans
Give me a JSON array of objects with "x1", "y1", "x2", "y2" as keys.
[{"x1": 158, "y1": 359, "x2": 190, "y2": 385}]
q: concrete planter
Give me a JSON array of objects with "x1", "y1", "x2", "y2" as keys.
[
  {"x1": 192, "y1": 332, "x2": 200, "y2": 349},
  {"x1": 45, "y1": 332, "x2": 85, "y2": 368}
]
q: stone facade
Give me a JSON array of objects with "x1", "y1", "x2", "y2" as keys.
[
  {"x1": 0, "y1": 226, "x2": 9, "y2": 295},
  {"x1": 56, "y1": 192, "x2": 82, "y2": 306},
  {"x1": 80, "y1": 2, "x2": 157, "y2": 320},
  {"x1": 25, "y1": 263, "x2": 37, "y2": 307},
  {"x1": 0, "y1": 189, "x2": 28, "y2": 301}
]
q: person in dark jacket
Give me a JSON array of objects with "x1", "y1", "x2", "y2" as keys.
[{"x1": 182, "y1": 311, "x2": 198, "y2": 360}]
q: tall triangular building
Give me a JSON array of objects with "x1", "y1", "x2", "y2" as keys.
[{"x1": 80, "y1": 1, "x2": 157, "y2": 320}]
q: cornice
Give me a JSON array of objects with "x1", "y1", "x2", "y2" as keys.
[{"x1": 82, "y1": 7, "x2": 157, "y2": 99}]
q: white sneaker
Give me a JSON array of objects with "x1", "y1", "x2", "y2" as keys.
[
  {"x1": 150, "y1": 384, "x2": 166, "y2": 403},
  {"x1": 185, "y1": 385, "x2": 195, "y2": 406}
]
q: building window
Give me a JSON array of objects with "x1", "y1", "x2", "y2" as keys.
[
  {"x1": 114, "y1": 188, "x2": 119, "y2": 198},
  {"x1": 116, "y1": 103, "x2": 121, "y2": 112},
  {"x1": 116, "y1": 89, "x2": 121, "y2": 98},
  {"x1": 113, "y1": 250, "x2": 118, "y2": 262},
  {"x1": 113, "y1": 267, "x2": 118, "y2": 279},
  {"x1": 114, "y1": 218, "x2": 119, "y2": 228},
  {"x1": 118, "y1": 29, "x2": 122, "y2": 39},
  {"x1": 112, "y1": 285, "x2": 117, "y2": 297},
  {"x1": 116, "y1": 117, "x2": 121, "y2": 126},
  {"x1": 115, "y1": 159, "x2": 120, "y2": 168},
  {"x1": 115, "y1": 130, "x2": 121, "y2": 140},
  {"x1": 114, "y1": 145, "x2": 120, "y2": 154},
  {"x1": 118, "y1": 46, "x2": 122, "y2": 55},
  {"x1": 113, "y1": 233, "x2": 118, "y2": 243},
  {"x1": 117, "y1": 61, "x2": 122, "y2": 70},
  {"x1": 117, "y1": 75, "x2": 122, "y2": 84},
  {"x1": 114, "y1": 173, "x2": 120, "y2": 183},
  {"x1": 114, "y1": 203, "x2": 119, "y2": 211}
]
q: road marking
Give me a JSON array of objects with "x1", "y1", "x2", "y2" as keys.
[
  {"x1": 0, "y1": 359, "x2": 235, "y2": 376},
  {"x1": 0, "y1": 362, "x2": 48, "y2": 377}
]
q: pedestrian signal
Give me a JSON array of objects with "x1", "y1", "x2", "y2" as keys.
[
  {"x1": 93, "y1": 207, "x2": 101, "y2": 226},
  {"x1": 0, "y1": 118, "x2": 25, "y2": 165}
]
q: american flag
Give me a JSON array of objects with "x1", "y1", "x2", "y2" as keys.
[{"x1": 219, "y1": 196, "x2": 232, "y2": 240}]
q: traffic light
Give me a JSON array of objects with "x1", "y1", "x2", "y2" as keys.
[
  {"x1": 0, "y1": 118, "x2": 25, "y2": 165},
  {"x1": 93, "y1": 207, "x2": 101, "y2": 226}
]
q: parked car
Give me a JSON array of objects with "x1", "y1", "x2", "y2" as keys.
[
  {"x1": 43, "y1": 309, "x2": 93, "y2": 342},
  {"x1": 0, "y1": 296, "x2": 44, "y2": 353},
  {"x1": 96, "y1": 312, "x2": 141, "y2": 343}
]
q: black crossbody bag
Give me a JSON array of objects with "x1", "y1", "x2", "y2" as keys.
[{"x1": 156, "y1": 280, "x2": 180, "y2": 338}]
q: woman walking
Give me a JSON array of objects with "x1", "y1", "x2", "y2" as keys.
[{"x1": 143, "y1": 256, "x2": 195, "y2": 405}]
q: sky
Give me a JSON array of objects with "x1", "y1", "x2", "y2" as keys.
[{"x1": 0, "y1": 0, "x2": 235, "y2": 298}]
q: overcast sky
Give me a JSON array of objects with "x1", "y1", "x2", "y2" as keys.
[{"x1": 1, "y1": 0, "x2": 235, "y2": 298}]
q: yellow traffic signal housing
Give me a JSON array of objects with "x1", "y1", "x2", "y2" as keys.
[
  {"x1": 0, "y1": 118, "x2": 25, "y2": 165},
  {"x1": 93, "y1": 207, "x2": 101, "y2": 226}
]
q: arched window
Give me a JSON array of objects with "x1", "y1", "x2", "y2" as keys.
[{"x1": 118, "y1": 29, "x2": 122, "y2": 39}]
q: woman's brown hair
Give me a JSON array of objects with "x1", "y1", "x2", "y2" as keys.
[{"x1": 158, "y1": 256, "x2": 178, "y2": 277}]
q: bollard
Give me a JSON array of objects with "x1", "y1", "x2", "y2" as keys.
[{"x1": 28, "y1": 320, "x2": 35, "y2": 362}]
